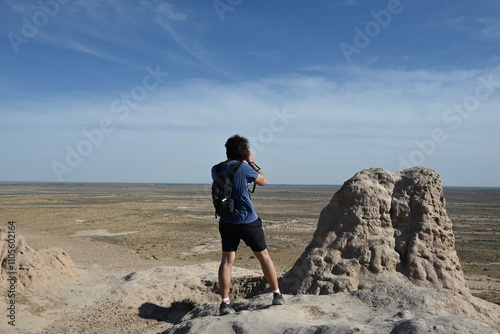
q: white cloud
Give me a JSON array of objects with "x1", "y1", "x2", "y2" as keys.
[
  {"x1": 1, "y1": 65, "x2": 499, "y2": 185},
  {"x1": 156, "y1": 2, "x2": 187, "y2": 21},
  {"x1": 36, "y1": 32, "x2": 140, "y2": 68}
]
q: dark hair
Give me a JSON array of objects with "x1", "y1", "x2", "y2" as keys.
[{"x1": 225, "y1": 135, "x2": 250, "y2": 161}]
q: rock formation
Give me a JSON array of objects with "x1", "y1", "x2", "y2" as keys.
[
  {"x1": 281, "y1": 167, "x2": 469, "y2": 295},
  {"x1": 5, "y1": 168, "x2": 499, "y2": 333},
  {"x1": 162, "y1": 167, "x2": 500, "y2": 333},
  {"x1": 165, "y1": 285, "x2": 499, "y2": 334},
  {"x1": 0, "y1": 226, "x2": 77, "y2": 292}
]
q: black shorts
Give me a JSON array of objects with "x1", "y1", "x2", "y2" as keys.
[{"x1": 219, "y1": 218, "x2": 267, "y2": 252}]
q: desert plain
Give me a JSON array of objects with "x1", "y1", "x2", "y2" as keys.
[{"x1": 0, "y1": 181, "x2": 499, "y2": 333}]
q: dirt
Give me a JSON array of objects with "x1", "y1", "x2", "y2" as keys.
[{"x1": 1, "y1": 182, "x2": 499, "y2": 309}]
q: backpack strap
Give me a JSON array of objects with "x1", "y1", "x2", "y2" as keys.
[
  {"x1": 228, "y1": 161, "x2": 242, "y2": 178},
  {"x1": 229, "y1": 162, "x2": 243, "y2": 200},
  {"x1": 215, "y1": 161, "x2": 241, "y2": 174},
  {"x1": 214, "y1": 162, "x2": 222, "y2": 174}
]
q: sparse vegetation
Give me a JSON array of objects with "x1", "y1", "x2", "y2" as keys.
[{"x1": 0, "y1": 183, "x2": 498, "y2": 304}]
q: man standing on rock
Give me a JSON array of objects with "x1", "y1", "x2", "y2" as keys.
[{"x1": 211, "y1": 134, "x2": 284, "y2": 316}]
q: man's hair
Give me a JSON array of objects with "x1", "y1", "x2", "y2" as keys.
[{"x1": 225, "y1": 135, "x2": 250, "y2": 161}]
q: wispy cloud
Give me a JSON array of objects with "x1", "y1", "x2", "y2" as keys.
[
  {"x1": 156, "y1": 2, "x2": 187, "y2": 21},
  {"x1": 36, "y1": 32, "x2": 140, "y2": 68},
  {"x1": 418, "y1": 14, "x2": 500, "y2": 44},
  {"x1": 478, "y1": 18, "x2": 500, "y2": 40},
  {"x1": 21, "y1": 65, "x2": 492, "y2": 143},
  {"x1": 2, "y1": 1, "x2": 499, "y2": 185},
  {"x1": 2, "y1": 64, "x2": 499, "y2": 184},
  {"x1": 332, "y1": 0, "x2": 362, "y2": 7},
  {"x1": 153, "y1": 7, "x2": 238, "y2": 79}
]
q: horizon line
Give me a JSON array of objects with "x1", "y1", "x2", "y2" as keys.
[{"x1": 1, "y1": 181, "x2": 499, "y2": 189}]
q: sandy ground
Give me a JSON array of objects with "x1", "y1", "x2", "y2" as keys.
[
  {"x1": 0, "y1": 183, "x2": 499, "y2": 332},
  {"x1": 4, "y1": 226, "x2": 163, "y2": 333}
]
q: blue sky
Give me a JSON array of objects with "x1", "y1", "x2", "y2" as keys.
[{"x1": 1, "y1": 0, "x2": 499, "y2": 186}]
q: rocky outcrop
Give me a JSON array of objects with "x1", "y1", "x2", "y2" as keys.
[
  {"x1": 281, "y1": 167, "x2": 469, "y2": 295},
  {"x1": 160, "y1": 167, "x2": 499, "y2": 334},
  {"x1": 108, "y1": 263, "x2": 264, "y2": 311},
  {"x1": 164, "y1": 283, "x2": 499, "y2": 334},
  {"x1": 0, "y1": 226, "x2": 77, "y2": 292},
  {"x1": 10, "y1": 167, "x2": 498, "y2": 334}
]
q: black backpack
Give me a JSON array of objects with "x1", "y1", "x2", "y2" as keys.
[{"x1": 212, "y1": 161, "x2": 242, "y2": 218}]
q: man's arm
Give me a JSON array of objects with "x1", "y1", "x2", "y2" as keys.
[{"x1": 246, "y1": 151, "x2": 266, "y2": 186}]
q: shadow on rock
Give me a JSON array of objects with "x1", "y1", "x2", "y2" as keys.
[{"x1": 138, "y1": 299, "x2": 196, "y2": 324}]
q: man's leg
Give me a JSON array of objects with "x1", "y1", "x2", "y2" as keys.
[
  {"x1": 254, "y1": 249, "x2": 285, "y2": 305},
  {"x1": 253, "y1": 249, "x2": 279, "y2": 291},
  {"x1": 218, "y1": 251, "x2": 236, "y2": 299}
]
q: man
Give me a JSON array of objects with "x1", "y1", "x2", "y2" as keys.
[{"x1": 211, "y1": 135, "x2": 284, "y2": 316}]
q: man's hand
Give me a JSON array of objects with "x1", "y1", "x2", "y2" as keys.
[
  {"x1": 246, "y1": 151, "x2": 255, "y2": 163},
  {"x1": 246, "y1": 150, "x2": 266, "y2": 186}
]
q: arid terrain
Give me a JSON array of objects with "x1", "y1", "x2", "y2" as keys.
[
  {"x1": 0, "y1": 182, "x2": 499, "y2": 333},
  {"x1": 1, "y1": 182, "x2": 498, "y2": 303}
]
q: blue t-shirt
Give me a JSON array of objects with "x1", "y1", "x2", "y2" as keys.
[{"x1": 211, "y1": 161, "x2": 259, "y2": 224}]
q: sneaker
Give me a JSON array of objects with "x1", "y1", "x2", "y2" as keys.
[
  {"x1": 219, "y1": 302, "x2": 235, "y2": 316},
  {"x1": 272, "y1": 293, "x2": 285, "y2": 305}
]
